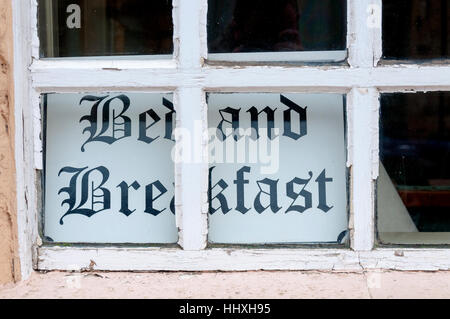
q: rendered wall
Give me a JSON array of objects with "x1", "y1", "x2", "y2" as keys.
[{"x1": 0, "y1": 0, "x2": 20, "y2": 284}]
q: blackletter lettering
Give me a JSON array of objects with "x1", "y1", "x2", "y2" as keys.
[
  {"x1": 209, "y1": 167, "x2": 231, "y2": 215},
  {"x1": 58, "y1": 166, "x2": 111, "y2": 224},
  {"x1": 163, "y1": 98, "x2": 175, "y2": 141},
  {"x1": 144, "y1": 181, "x2": 168, "y2": 216},
  {"x1": 234, "y1": 166, "x2": 251, "y2": 214},
  {"x1": 80, "y1": 95, "x2": 132, "y2": 151},
  {"x1": 281, "y1": 95, "x2": 307, "y2": 140},
  {"x1": 316, "y1": 169, "x2": 334, "y2": 213},
  {"x1": 254, "y1": 178, "x2": 282, "y2": 214},
  {"x1": 286, "y1": 173, "x2": 313, "y2": 213},
  {"x1": 247, "y1": 106, "x2": 276, "y2": 140},
  {"x1": 217, "y1": 107, "x2": 241, "y2": 141},
  {"x1": 117, "y1": 181, "x2": 141, "y2": 216},
  {"x1": 138, "y1": 109, "x2": 161, "y2": 144}
]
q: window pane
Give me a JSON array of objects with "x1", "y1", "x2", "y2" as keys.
[
  {"x1": 207, "y1": 0, "x2": 347, "y2": 62},
  {"x1": 383, "y1": 0, "x2": 450, "y2": 60},
  {"x1": 43, "y1": 93, "x2": 177, "y2": 243},
  {"x1": 378, "y1": 92, "x2": 450, "y2": 245},
  {"x1": 39, "y1": 0, "x2": 173, "y2": 57},
  {"x1": 208, "y1": 93, "x2": 348, "y2": 244}
]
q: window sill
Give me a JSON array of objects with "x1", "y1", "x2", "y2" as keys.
[{"x1": 36, "y1": 246, "x2": 450, "y2": 272}]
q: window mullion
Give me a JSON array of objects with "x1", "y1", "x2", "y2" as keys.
[
  {"x1": 175, "y1": 87, "x2": 208, "y2": 250},
  {"x1": 176, "y1": 0, "x2": 207, "y2": 69},
  {"x1": 347, "y1": 0, "x2": 381, "y2": 251},
  {"x1": 348, "y1": 0, "x2": 382, "y2": 68},
  {"x1": 349, "y1": 87, "x2": 379, "y2": 251},
  {"x1": 176, "y1": 0, "x2": 208, "y2": 250}
]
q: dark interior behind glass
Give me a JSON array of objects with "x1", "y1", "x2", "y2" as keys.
[
  {"x1": 208, "y1": 0, "x2": 346, "y2": 54},
  {"x1": 39, "y1": 0, "x2": 173, "y2": 57},
  {"x1": 383, "y1": 0, "x2": 450, "y2": 60},
  {"x1": 380, "y1": 92, "x2": 450, "y2": 233}
]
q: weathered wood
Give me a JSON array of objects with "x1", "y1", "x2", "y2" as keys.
[
  {"x1": 37, "y1": 247, "x2": 450, "y2": 272},
  {"x1": 12, "y1": 0, "x2": 450, "y2": 277}
]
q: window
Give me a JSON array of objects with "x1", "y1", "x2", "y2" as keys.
[
  {"x1": 378, "y1": 92, "x2": 450, "y2": 245},
  {"x1": 207, "y1": 93, "x2": 348, "y2": 244},
  {"x1": 383, "y1": 0, "x2": 449, "y2": 60},
  {"x1": 43, "y1": 93, "x2": 177, "y2": 244},
  {"x1": 207, "y1": 0, "x2": 347, "y2": 62},
  {"x1": 39, "y1": 0, "x2": 173, "y2": 57},
  {"x1": 11, "y1": 0, "x2": 450, "y2": 276},
  {"x1": 376, "y1": 0, "x2": 450, "y2": 247}
]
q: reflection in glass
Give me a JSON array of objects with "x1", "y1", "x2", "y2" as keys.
[
  {"x1": 379, "y1": 92, "x2": 450, "y2": 245},
  {"x1": 39, "y1": 0, "x2": 173, "y2": 57},
  {"x1": 207, "y1": 0, "x2": 346, "y2": 55},
  {"x1": 383, "y1": 0, "x2": 450, "y2": 60}
]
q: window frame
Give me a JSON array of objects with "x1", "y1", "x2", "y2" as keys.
[{"x1": 12, "y1": 0, "x2": 450, "y2": 279}]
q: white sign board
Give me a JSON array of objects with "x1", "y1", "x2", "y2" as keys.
[
  {"x1": 207, "y1": 93, "x2": 348, "y2": 244},
  {"x1": 44, "y1": 93, "x2": 177, "y2": 243}
]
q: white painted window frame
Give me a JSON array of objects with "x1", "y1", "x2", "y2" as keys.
[{"x1": 12, "y1": 0, "x2": 450, "y2": 280}]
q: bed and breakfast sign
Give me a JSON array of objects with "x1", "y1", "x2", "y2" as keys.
[{"x1": 44, "y1": 93, "x2": 347, "y2": 244}]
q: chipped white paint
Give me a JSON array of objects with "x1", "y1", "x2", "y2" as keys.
[
  {"x1": 37, "y1": 247, "x2": 363, "y2": 271},
  {"x1": 32, "y1": 58, "x2": 177, "y2": 70},
  {"x1": 349, "y1": 88, "x2": 378, "y2": 251},
  {"x1": 175, "y1": 87, "x2": 208, "y2": 250},
  {"x1": 30, "y1": 0, "x2": 42, "y2": 170},
  {"x1": 359, "y1": 249, "x2": 450, "y2": 271},
  {"x1": 348, "y1": 0, "x2": 382, "y2": 67},
  {"x1": 12, "y1": 0, "x2": 450, "y2": 276},
  {"x1": 32, "y1": 91, "x2": 42, "y2": 170},
  {"x1": 13, "y1": 0, "x2": 39, "y2": 280},
  {"x1": 175, "y1": 0, "x2": 209, "y2": 250},
  {"x1": 31, "y1": 66, "x2": 450, "y2": 92},
  {"x1": 178, "y1": 0, "x2": 205, "y2": 69},
  {"x1": 37, "y1": 247, "x2": 450, "y2": 272},
  {"x1": 30, "y1": 0, "x2": 39, "y2": 61},
  {"x1": 371, "y1": 0, "x2": 383, "y2": 65},
  {"x1": 199, "y1": 0, "x2": 208, "y2": 61}
]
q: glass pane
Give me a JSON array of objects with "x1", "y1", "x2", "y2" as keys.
[
  {"x1": 383, "y1": 0, "x2": 450, "y2": 60},
  {"x1": 208, "y1": 93, "x2": 348, "y2": 244},
  {"x1": 207, "y1": 0, "x2": 347, "y2": 62},
  {"x1": 43, "y1": 93, "x2": 177, "y2": 243},
  {"x1": 39, "y1": 0, "x2": 173, "y2": 57},
  {"x1": 378, "y1": 92, "x2": 450, "y2": 245}
]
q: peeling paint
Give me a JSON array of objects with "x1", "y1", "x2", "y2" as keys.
[{"x1": 10, "y1": 0, "x2": 450, "y2": 276}]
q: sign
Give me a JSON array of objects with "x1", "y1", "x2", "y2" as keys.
[
  {"x1": 44, "y1": 92, "x2": 347, "y2": 245},
  {"x1": 208, "y1": 93, "x2": 348, "y2": 244},
  {"x1": 44, "y1": 93, "x2": 177, "y2": 243}
]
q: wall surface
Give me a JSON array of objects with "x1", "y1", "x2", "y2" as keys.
[
  {"x1": 1, "y1": 271, "x2": 450, "y2": 299},
  {"x1": 0, "y1": 0, "x2": 20, "y2": 284}
]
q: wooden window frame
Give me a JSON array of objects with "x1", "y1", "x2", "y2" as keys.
[{"x1": 12, "y1": 0, "x2": 450, "y2": 279}]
